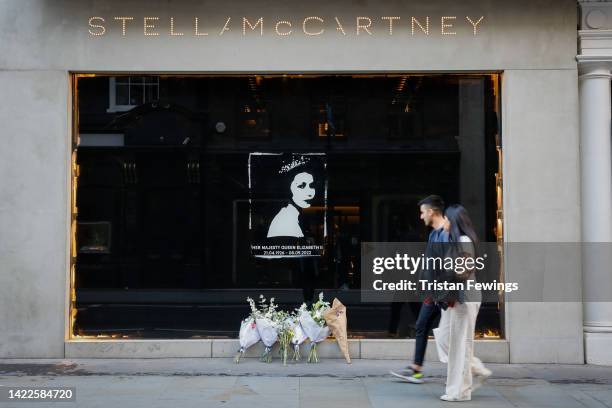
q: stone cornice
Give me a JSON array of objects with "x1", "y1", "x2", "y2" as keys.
[
  {"x1": 576, "y1": 55, "x2": 612, "y2": 75},
  {"x1": 579, "y1": 28, "x2": 612, "y2": 38},
  {"x1": 578, "y1": 29, "x2": 612, "y2": 63}
]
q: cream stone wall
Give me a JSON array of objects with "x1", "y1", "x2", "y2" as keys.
[{"x1": 0, "y1": 0, "x2": 582, "y2": 362}]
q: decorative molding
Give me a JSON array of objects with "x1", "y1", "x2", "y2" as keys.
[
  {"x1": 577, "y1": 25, "x2": 612, "y2": 67},
  {"x1": 579, "y1": 28, "x2": 612, "y2": 38},
  {"x1": 576, "y1": 54, "x2": 612, "y2": 73},
  {"x1": 577, "y1": 54, "x2": 612, "y2": 63},
  {"x1": 578, "y1": 28, "x2": 612, "y2": 52},
  {"x1": 579, "y1": 71, "x2": 612, "y2": 80},
  {"x1": 579, "y1": 1, "x2": 612, "y2": 31},
  {"x1": 584, "y1": 321, "x2": 612, "y2": 333}
]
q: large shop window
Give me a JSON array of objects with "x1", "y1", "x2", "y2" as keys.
[{"x1": 72, "y1": 74, "x2": 502, "y2": 339}]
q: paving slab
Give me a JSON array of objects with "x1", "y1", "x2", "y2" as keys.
[{"x1": 1, "y1": 359, "x2": 612, "y2": 407}]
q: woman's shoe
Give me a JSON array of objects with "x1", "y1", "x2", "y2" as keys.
[
  {"x1": 471, "y1": 367, "x2": 492, "y2": 392},
  {"x1": 440, "y1": 394, "x2": 471, "y2": 402}
]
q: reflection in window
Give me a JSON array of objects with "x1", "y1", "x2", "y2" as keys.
[
  {"x1": 109, "y1": 76, "x2": 160, "y2": 112},
  {"x1": 77, "y1": 222, "x2": 111, "y2": 254},
  {"x1": 74, "y1": 74, "x2": 502, "y2": 340}
]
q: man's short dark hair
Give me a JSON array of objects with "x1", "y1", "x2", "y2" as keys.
[{"x1": 418, "y1": 195, "x2": 445, "y2": 214}]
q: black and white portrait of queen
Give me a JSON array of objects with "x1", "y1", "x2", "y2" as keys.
[
  {"x1": 267, "y1": 158, "x2": 316, "y2": 238},
  {"x1": 249, "y1": 153, "x2": 326, "y2": 258}
]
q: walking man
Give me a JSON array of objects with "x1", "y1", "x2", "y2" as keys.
[{"x1": 390, "y1": 195, "x2": 448, "y2": 383}]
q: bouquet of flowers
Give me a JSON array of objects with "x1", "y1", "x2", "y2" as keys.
[
  {"x1": 234, "y1": 297, "x2": 262, "y2": 363},
  {"x1": 288, "y1": 315, "x2": 308, "y2": 361},
  {"x1": 323, "y1": 298, "x2": 351, "y2": 364},
  {"x1": 275, "y1": 311, "x2": 294, "y2": 366},
  {"x1": 298, "y1": 292, "x2": 331, "y2": 363},
  {"x1": 255, "y1": 295, "x2": 280, "y2": 363}
]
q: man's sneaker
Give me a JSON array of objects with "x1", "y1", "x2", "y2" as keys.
[
  {"x1": 389, "y1": 369, "x2": 425, "y2": 384},
  {"x1": 395, "y1": 367, "x2": 414, "y2": 376},
  {"x1": 471, "y1": 367, "x2": 492, "y2": 392}
]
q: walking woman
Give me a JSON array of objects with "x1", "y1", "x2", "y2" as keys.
[{"x1": 440, "y1": 204, "x2": 491, "y2": 402}]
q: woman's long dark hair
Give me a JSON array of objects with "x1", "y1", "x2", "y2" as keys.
[{"x1": 444, "y1": 204, "x2": 479, "y2": 246}]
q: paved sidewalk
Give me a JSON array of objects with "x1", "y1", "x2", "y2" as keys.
[{"x1": 1, "y1": 359, "x2": 612, "y2": 407}]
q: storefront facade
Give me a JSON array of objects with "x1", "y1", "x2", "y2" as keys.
[{"x1": 0, "y1": 0, "x2": 603, "y2": 363}]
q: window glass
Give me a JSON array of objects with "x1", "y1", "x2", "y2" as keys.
[{"x1": 75, "y1": 74, "x2": 502, "y2": 339}]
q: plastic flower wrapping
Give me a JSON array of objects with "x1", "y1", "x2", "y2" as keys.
[
  {"x1": 236, "y1": 293, "x2": 349, "y2": 364},
  {"x1": 298, "y1": 293, "x2": 331, "y2": 363},
  {"x1": 288, "y1": 315, "x2": 308, "y2": 361},
  {"x1": 234, "y1": 297, "x2": 262, "y2": 363},
  {"x1": 275, "y1": 311, "x2": 294, "y2": 366},
  {"x1": 255, "y1": 295, "x2": 280, "y2": 363}
]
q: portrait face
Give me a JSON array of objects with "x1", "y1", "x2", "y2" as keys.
[{"x1": 290, "y1": 172, "x2": 315, "y2": 208}]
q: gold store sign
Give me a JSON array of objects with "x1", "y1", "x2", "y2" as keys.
[{"x1": 88, "y1": 16, "x2": 485, "y2": 37}]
